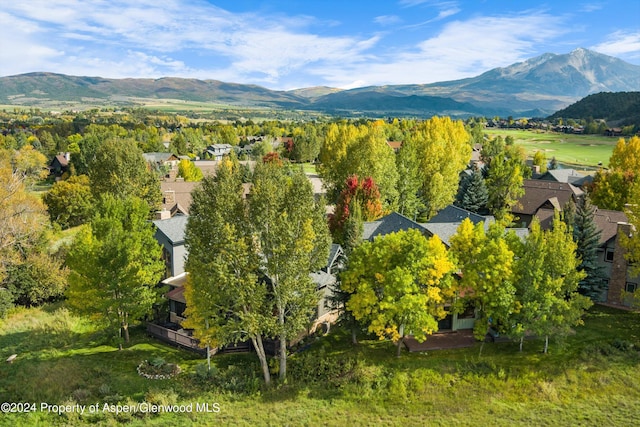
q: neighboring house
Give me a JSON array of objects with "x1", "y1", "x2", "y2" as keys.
[
  {"x1": 423, "y1": 205, "x2": 493, "y2": 247},
  {"x1": 386, "y1": 141, "x2": 402, "y2": 153},
  {"x1": 512, "y1": 179, "x2": 583, "y2": 228},
  {"x1": 149, "y1": 213, "x2": 344, "y2": 352},
  {"x1": 537, "y1": 169, "x2": 593, "y2": 189},
  {"x1": 143, "y1": 152, "x2": 180, "y2": 168},
  {"x1": 203, "y1": 144, "x2": 232, "y2": 160},
  {"x1": 160, "y1": 181, "x2": 198, "y2": 216},
  {"x1": 363, "y1": 210, "x2": 482, "y2": 332},
  {"x1": 49, "y1": 152, "x2": 70, "y2": 177},
  {"x1": 586, "y1": 209, "x2": 640, "y2": 305},
  {"x1": 363, "y1": 212, "x2": 430, "y2": 241},
  {"x1": 152, "y1": 214, "x2": 188, "y2": 279}
]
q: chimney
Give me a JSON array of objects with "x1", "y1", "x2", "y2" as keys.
[
  {"x1": 155, "y1": 210, "x2": 171, "y2": 220},
  {"x1": 163, "y1": 190, "x2": 175, "y2": 205}
]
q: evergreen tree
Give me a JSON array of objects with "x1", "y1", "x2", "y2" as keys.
[
  {"x1": 456, "y1": 167, "x2": 489, "y2": 214},
  {"x1": 572, "y1": 196, "x2": 607, "y2": 300}
]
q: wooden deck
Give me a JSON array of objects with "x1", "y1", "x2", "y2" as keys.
[{"x1": 403, "y1": 330, "x2": 477, "y2": 352}]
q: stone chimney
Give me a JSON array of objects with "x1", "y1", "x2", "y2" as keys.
[
  {"x1": 155, "y1": 209, "x2": 171, "y2": 220},
  {"x1": 163, "y1": 190, "x2": 175, "y2": 205}
]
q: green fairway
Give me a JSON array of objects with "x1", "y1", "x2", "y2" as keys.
[
  {"x1": 486, "y1": 128, "x2": 621, "y2": 169},
  {"x1": 2, "y1": 303, "x2": 640, "y2": 426}
]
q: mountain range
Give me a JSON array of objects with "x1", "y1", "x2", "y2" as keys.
[{"x1": 1, "y1": 48, "x2": 639, "y2": 117}]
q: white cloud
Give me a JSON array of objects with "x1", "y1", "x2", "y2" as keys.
[
  {"x1": 374, "y1": 15, "x2": 402, "y2": 26},
  {"x1": 591, "y1": 31, "x2": 640, "y2": 59},
  {"x1": 319, "y1": 12, "x2": 568, "y2": 88}
]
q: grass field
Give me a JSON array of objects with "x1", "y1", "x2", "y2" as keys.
[
  {"x1": 485, "y1": 128, "x2": 621, "y2": 169},
  {"x1": 1, "y1": 303, "x2": 640, "y2": 426}
]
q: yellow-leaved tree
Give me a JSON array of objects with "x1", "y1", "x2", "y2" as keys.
[{"x1": 341, "y1": 228, "x2": 455, "y2": 356}]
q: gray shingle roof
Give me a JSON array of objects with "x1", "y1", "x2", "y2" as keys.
[
  {"x1": 429, "y1": 205, "x2": 490, "y2": 225},
  {"x1": 362, "y1": 212, "x2": 428, "y2": 241},
  {"x1": 153, "y1": 215, "x2": 189, "y2": 245}
]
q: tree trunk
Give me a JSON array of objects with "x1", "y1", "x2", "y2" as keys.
[
  {"x1": 279, "y1": 333, "x2": 287, "y2": 381},
  {"x1": 351, "y1": 327, "x2": 358, "y2": 345},
  {"x1": 396, "y1": 324, "x2": 405, "y2": 358},
  {"x1": 251, "y1": 335, "x2": 271, "y2": 386},
  {"x1": 519, "y1": 336, "x2": 524, "y2": 352},
  {"x1": 122, "y1": 322, "x2": 129, "y2": 343},
  {"x1": 544, "y1": 335, "x2": 549, "y2": 354}
]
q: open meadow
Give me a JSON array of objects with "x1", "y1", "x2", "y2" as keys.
[
  {"x1": 485, "y1": 128, "x2": 621, "y2": 169},
  {"x1": 1, "y1": 303, "x2": 640, "y2": 426}
]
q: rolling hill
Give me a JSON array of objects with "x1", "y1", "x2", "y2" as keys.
[{"x1": 1, "y1": 48, "x2": 639, "y2": 117}]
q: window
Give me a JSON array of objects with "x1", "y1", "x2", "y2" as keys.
[
  {"x1": 605, "y1": 248, "x2": 615, "y2": 262},
  {"x1": 626, "y1": 283, "x2": 638, "y2": 293}
]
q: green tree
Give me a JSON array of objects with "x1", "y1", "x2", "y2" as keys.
[
  {"x1": 590, "y1": 136, "x2": 640, "y2": 210},
  {"x1": 395, "y1": 137, "x2": 424, "y2": 219},
  {"x1": 533, "y1": 151, "x2": 547, "y2": 173},
  {"x1": 449, "y1": 219, "x2": 517, "y2": 341},
  {"x1": 3, "y1": 250, "x2": 68, "y2": 307},
  {"x1": 66, "y1": 195, "x2": 165, "y2": 346},
  {"x1": 511, "y1": 216, "x2": 592, "y2": 353},
  {"x1": 177, "y1": 159, "x2": 204, "y2": 182},
  {"x1": 249, "y1": 160, "x2": 331, "y2": 380},
  {"x1": 572, "y1": 196, "x2": 607, "y2": 300},
  {"x1": 455, "y1": 167, "x2": 489, "y2": 214},
  {"x1": 291, "y1": 124, "x2": 321, "y2": 163},
  {"x1": 342, "y1": 229, "x2": 455, "y2": 356},
  {"x1": 486, "y1": 146, "x2": 526, "y2": 221},
  {"x1": 43, "y1": 175, "x2": 94, "y2": 229},
  {"x1": 622, "y1": 183, "x2": 640, "y2": 278},
  {"x1": 88, "y1": 137, "x2": 161, "y2": 212},
  {"x1": 183, "y1": 157, "x2": 272, "y2": 384},
  {"x1": 410, "y1": 117, "x2": 471, "y2": 219}
]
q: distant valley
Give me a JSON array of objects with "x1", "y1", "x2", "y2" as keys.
[{"x1": 1, "y1": 48, "x2": 640, "y2": 117}]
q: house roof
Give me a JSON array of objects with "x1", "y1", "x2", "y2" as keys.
[
  {"x1": 51, "y1": 153, "x2": 69, "y2": 167},
  {"x1": 162, "y1": 272, "x2": 188, "y2": 288},
  {"x1": 538, "y1": 169, "x2": 593, "y2": 187},
  {"x1": 592, "y1": 209, "x2": 628, "y2": 246},
  {"x1": 422, "y1": 223, "x2": 460, "y2": 247},
  {"x1": 363, "y1": 212, "x2": 428, "y2": 241},
  {"x1": 161, "y1": 181, "x2": 199, "y2": 214},
  {"x1": 310, "y1": 270, "x2": 335, "y2": 289},
  {"x1": 166, "y1": 286, "x2": 186, "y2": 303},
  {"x1": 153, "y1": 215, "x2": 189, "y2": 245},
  {"x1": 143, "y1": 152, "x2": 178, "y2": 163},
  {"x1": 429, "y1": 205, "x2": 491, "y2": 225},
  {"x1": 326, "y1": 244, "x2": 343, "y2": 271},
  {"x1": 386, "y1": 141, "x2": 402, "y2": 151},
  {"x1": 513, "y1": 179, "x2": 583, "y2": 215}
]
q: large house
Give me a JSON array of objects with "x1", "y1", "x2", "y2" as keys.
[
  {"x1": 512, "y1": 179, "x2": 583, "y2": 228},
  {"x1": 149, "y1": 213, "x2": 344, "y2": 353},
  {"x1": 511, "y1": 179, "x2": 638, "y2": 305}
]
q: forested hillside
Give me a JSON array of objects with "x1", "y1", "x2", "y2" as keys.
[{"x1": 548, "y1": 91, "x2": 640, "y2": 127}]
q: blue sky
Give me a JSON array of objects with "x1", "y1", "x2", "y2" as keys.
[{"x1": 1, "y1": 0, "x2": 639, "y2": 90}]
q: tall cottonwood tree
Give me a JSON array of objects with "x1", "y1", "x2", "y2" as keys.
[
  {"x1": 184, "y1": 157, "x2": 273, "y2": 384},
  {"x1": 88, "y1": 137, "x2": 161, "y2": 212},
  {"x1": 342, "y1": 229, "x2": 455, "y2": 357},
  {"x1": 511, "y1": 216, "x2": 591, "y2": 353},
  {"x1": 449, "y1": 219, "x2": 518, "y2": 341},
  {"x1": 250, "y1": 159, "x2": 331, "y2": 380},
  {"x1": 409, "y1": 116, "x2": 471, "y2": 219},
  {"x1": 66, "y1": 195, "x2": 164, "y2": 346}
]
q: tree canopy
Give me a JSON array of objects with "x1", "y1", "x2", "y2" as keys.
[{"x1": 341, "y1": 229, "x2": 455, "y2": 356}]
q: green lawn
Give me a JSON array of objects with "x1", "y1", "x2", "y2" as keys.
[
  {"x1": 486, "y1": 129, "x2": 621, "y2": 169},
  {"x1": 1, "y1": 303, "x2": 640, "y2": 426}
]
